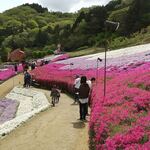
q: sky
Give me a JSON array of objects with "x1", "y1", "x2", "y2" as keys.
[{"x1": 0, "y1": 0, "x2": 111, "y2": 13}]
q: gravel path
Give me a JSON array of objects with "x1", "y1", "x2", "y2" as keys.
[{"x1": 0, "y1": 75, "x2": 89, "y2": 150}]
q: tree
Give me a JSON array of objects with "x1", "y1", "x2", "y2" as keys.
[
  {"x1": 125, "y1": 0, "x2": 150, "y2": 35},
  {"x1": 71, "y1": 11, "x2": 85, "y2": 32},
  {"x1": 59, "y1": 24, "x2": 71, "y2": 39},
  {"x1": 84, "y1": 6, "x2": 107, "y2": 34},
  {"x1": 0, "y1": 46, "x2": 11, "y2": 61},
  {"x1": 24, "y1": 3, "x2": 48, "y2": 13},
  {"x1": 34, "y1": 29, "x2": 49, "y2": 47},
  {"x1": 34, "y1": 16, "x2": 47, "y2": 28},
  {"x1": 25, "y1": 20, "x2": 38, "y2": 29},
  {"x1": 4, "y1": 19, "x2": 22, "y2": 34},
  {"x1": 106, "y1": 0, "x2": 122, "y2": 11}
]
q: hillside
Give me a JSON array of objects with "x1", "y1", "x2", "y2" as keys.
[
  {"x1": 0, "y1": 3, "x2": 76, "y2": 61},
  {"x1": 0, "y1": 0, "x2": 150, "y2": 62}
]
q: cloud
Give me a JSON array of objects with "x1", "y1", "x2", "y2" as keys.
[
  {"x1": 70, "y1": 0, "x2": 110, "y2": 12},
  {"x1": 0, "y1": 0, "x2": 111, "y2": 13},
  {"x1": 23, "y1": 0, "x2": 39, "y2": 4},
  {"x1": 39, "y1": 0, "x2": 111, "y2": 12}
]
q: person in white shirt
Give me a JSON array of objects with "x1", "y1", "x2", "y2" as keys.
[
  {"x1": 73, "y1": 75, "x2": 81, "y2": 104},
  {"x1": 88, "y1": 77, "x2": 96, "y2": 107},
  {"x1": 86, "y1": 77, "x2": 96, "y2": 115},
  {"x1": 86, "y1": 80, "x2": 92, "y2": 89}
]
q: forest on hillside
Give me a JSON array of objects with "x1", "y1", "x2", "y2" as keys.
[{"x1": 0, "y1": 0, "x2": 150, "y2": 62}]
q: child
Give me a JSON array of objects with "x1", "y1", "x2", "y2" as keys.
[{"x1": 50, "y1": 85, "x2": 60, "y2": 106}]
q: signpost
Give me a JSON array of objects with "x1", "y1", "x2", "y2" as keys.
[{"x1": 96, "y1": 58, "x2": 102, "y2": 84}]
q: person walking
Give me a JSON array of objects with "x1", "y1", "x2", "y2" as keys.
[
  {"x1": 14, "y1": 63, "x2": 18, "y2": 72},
  {"x1": 78, "y1": 76, "x2": 90, "y2": 121},
  {"x1": 50, "y1": 85, "x2": 60, "y2": 107}
]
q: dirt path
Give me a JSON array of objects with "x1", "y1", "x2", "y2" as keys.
[{"x1": 0, "y1": 75, "x2": 89, "y2": 150}]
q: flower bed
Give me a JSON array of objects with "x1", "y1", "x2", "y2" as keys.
[
  {"x1": 36, "y1": 54, "x2": 70, "y2": 66},
  {"x1": 31, "y1": 44, "x2": 150, "y2": 149},
  {"x1": 89, "y1": 62, "x2": 150, "y2": 150},
  {"x1": 0, "y1": 99, "x2": 19, "y2": 124},
  {"x1": 0, "y1": 64, "x2": 23, "y2": 81},
  {"x1": 51, "y1": 54, "x2": 69, "y2": 62},
  {"x1": 0, "y1": 87, "x2": 50, "y2": 137}
]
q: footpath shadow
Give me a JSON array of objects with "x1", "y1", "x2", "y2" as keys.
[{"x1": 71, "y1": 121, "x2": 85, "y2": 129}]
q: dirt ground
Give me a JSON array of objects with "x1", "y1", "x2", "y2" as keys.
[{"x1": 0, "y1": 74, "x2": 89, "y2": 150}]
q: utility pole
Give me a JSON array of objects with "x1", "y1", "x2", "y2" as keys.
[{"x1": 103, "y1": 20, "x2": 120, "y2": 97}]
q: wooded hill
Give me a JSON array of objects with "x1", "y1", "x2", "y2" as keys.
[{"x1": 0, "y1": 0, "x2": 150, "y2": 62}]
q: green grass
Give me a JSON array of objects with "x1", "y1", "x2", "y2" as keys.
[
  {"x1": 68, "y1": 47, "x2": 105, "y2": 58},
  {"x1": 109, "y1": 124, "x2": 128, "y2": 137},
  {"x1": 110, "y1": 26, "x2": 150, "y2": 50},
  {"x1": 140, "y1": 135, "x2": 149, "y2": 144}
]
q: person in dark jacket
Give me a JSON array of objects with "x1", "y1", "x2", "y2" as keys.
[
  {"x1": 14, "y1": 63, "x2": 18, "y2": 74},
  {"x1": 78, "y1": 76, "x2": 90, "y2": 121},
  {"x1": 24, "y1": 70, "x2": 31, "y2": 87},
  {"x1": 31, "y1": 62, "x2": 36, "y2": 70}
]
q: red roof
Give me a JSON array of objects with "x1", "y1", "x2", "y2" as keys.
[{"x1": 8, "y1": 49, "x2": 25, "y2": 62}]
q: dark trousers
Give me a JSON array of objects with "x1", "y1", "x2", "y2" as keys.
[
  {"x1": 85, "y1": 103, "x2": 88, "y2": 115},
  {"x1": 24, "y1": 79, "x2": 30, "y2": 87},
  {"x1": 79, "y1": 102, "x2": 87, "y2": 120},
  {"x1": 74, "y1": 88, "x2": 79, "y2": 103}
]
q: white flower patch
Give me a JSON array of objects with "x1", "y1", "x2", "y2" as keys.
[
  {"x1": 10, "y1": 87, "x2": 38, "y2": 97},
  {"x1": 0, "y1": 87, "x2": 50, "y2": 137},
  {"x1": 87, "y1": 43, "x2": 150, "y2": 60},
  {"x1": 60, "y1": 43, "x2": 150, "y2": 70},
  {"x1": 6, "y1": 93, "x2": 33, "y2": 116}
]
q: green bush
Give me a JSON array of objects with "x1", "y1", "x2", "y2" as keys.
[
  {"x1": 44, "y1": 44, "x2": 56, "y2": 51},
  {"x1": 32, "y1": 51, "x2": 38, "y2": 58},
  {"x1": 32, "y1": 51, "x2": 46, "y2": 58},
  {"x1": 47, "y1": 50, "x2": 54, "y2": 55},
  {"x1": 0, "y1": 47, "x2": 11, "y2": 62}
]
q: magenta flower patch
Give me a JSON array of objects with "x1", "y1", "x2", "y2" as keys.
[
  {"x1": 30, "y1": 48, "x2": 150, "y2": 149},
  {"x1": 0, "y1": 65, "x2": 23, "y2": 81}
]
